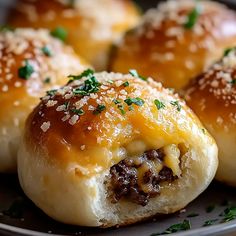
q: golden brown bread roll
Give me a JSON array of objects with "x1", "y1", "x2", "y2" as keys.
[
  {"x1": 185, "y1": 48, "x2": 236, "y2": 187},
  {"x1": 109, "y1": 0, "x2": 236, "y2": 90},
  {"x1": 8, "y1": 0, "x2": 140, "y2": 70},
  {"x1": 0, "y1": 28, "x2": 90, "y2": 173},
  {"x1": 18, "y1": 70, "x2": 218, "y2": 227}
]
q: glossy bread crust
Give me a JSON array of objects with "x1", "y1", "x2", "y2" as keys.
[
  {"x1": 8, "y1": 0, "x2": 140, "y2": 70},
  {"x1": 185, "y1": 49, "x2": 236, "y2": 187},
  {"x1": 0, "y1": 28, "x2": 89, "y2": 172},
  {"x1": 18, "y1": 71, "x2": 218, "y2": 227},
  {"x1": 109, "y1": 0, "x2": 236, "y2": 90}
]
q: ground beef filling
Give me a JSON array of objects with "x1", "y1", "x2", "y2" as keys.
[{"x1": 109, "y1": 149, "x2": 178, "y2": 206}]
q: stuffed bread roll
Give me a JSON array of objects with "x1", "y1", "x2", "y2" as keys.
[
  {"x1": 18, "y1": 70, "x2": 218, "y2": 227},
  {"x1": 7, "y1": 0, "x2": 140, "y2": 70},
  {"x1": 109, "y1": 0, "x2": 236, "y2": 90},
  {"x1": 185, "y1": 48, "x2": 236, "y2": 187},
  {"x1": 0, "y1": 28, "x2": 90, "y2": 173}
]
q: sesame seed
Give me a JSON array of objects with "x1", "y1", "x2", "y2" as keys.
[{"x1": 40, "y1": 121, "x2": 50, "y2": 132}]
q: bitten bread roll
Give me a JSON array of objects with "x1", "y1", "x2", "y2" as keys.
[
  {"x1": 18, "y1": 70, "x2": 218, "y2": 227},
  {"x1": 185, "y1": 48, "x2": 236, "y2": 187},
  {"x1": 0, "y1": 28, "x2": 89, "y2": 173},
  {"x1": 8, "y1": 0, "x2": 140, "y2": 70},
  {"x1": 109, "y1": 0, "x2": 236, "y2": 90}
]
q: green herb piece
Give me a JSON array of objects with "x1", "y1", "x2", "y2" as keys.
[
  {"x1": 44, "y1": 77, "x2": 51, "y2": 84},
  {"x1": 46, "y1": 89, "x2": 57, "y2": 96},
  {"x1": 124, "y1": 97, "x2": 145, "y2": 107},
  {"x1": 187, "y1": 213, "x2": 199, "y2": 218},
  {"x1": 18, "y1": 60, "x2": 34, "y2": 80},
  {"x1": 73, "y1": 74, "x2": 101, "y2": 96},
  {"x1": 184, "y1": 4, "x2": 202, "y2": 29},
  {"x1": 170, "y1": 101, "x2": 181, "y2": 111},
  {"x1": 118, "y1": 104, "x2": 126, "y2": 115},
  {"x1": 122, "y1": 81, "x2": 129, "y2": 87},
  {"x1": 151, "y1": 219, "x2": 191, "y2": 235},
  {"x1": 129, "y1": 105, "x2": 134, "y2": 111},
  {"x1": 41, "y1": 46, "x2": 52, "y2": 57},
  {"x1": 203, "y1": 219, "x2": 218, "y2": 227},
  {"x1": 64, "y1": 101, "x2": 70, "y2": 110},
  {"x1": 113, "y1": 99, "x2": 121, "y2": 105},
  {"x1": 221, "y1": 207, "x2": 236, "y2": 222},
  {"x1": 230, "y1": 79, "x2": 236, "y2": 85},
  {"x1": 68, "y1": 69, "x2": 95, "y2": 83},
  {"x1": 71, "y1": 108, "x2": 85, "y2": 116},
  {"x1": 51, "y1": 27, "x2": 67, "y2": 42},
  {"x1": 224, "y1": 47, "x2": 236, "y2": 57},
  {"x1": 93, "y1": 104, "x2": 106, "y2": 115},
  {"x1": 107, "y1": 80, "x2": 114, "y2": 84},
  {"x1": 206, "y1": 205, "x2": 215, "y2": 213},
  {"x1": 154, "y1": 99, "x2": 165, "y2": 110},
  {"x1": 129, "y1": 69, "x2": 147, "y2": 81},
  {"x1": 3, "y1": 198, "x2": 26, "y2": 219}
]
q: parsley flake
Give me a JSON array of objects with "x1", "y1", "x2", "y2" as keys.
[
  {"x1": 221, "y1": 206, "x2": 236, "y2": 222},
  {"x1": 203, "y1": 219, "x2": 218, "y2": 227},
  {"x1": 68, "y1": 69, "x2": 95, "y2": 83},
  {"x1": 170, "y1": 101, "x2": 181, "y2": 111},
  {"x1": 41, "y1": 46, "x2": 52, "y2": 57},
  {"x1": 71, "y1": 108, "x2": 85, "y2": 116},
  {"x1": 93, "y1": 104, "x2": 106, "y2": 115},
  {"x1": 46, "y1": 89, "x2": 57, "y2": 96},
  {"x1": 129, "y1": 69, "x2": 147, "y2": 81},
  {"x1": 224, "y1": 47, "x2": 236, "y2": 57},
  {"x1": 151, "y1": 219, "x2": 191, "y2": 235},
  {"x1": 230, "y1": 79, "x2": 236, "y2": 85},
  {"x1": 118, "y1": 104, "x2": 126, "y2": 115},
  {"x1": 123, "y1": 81, "x2": 129, "y2": 87},
  {"x1": 18, "y1": 60, "x2": 34, "y2": 80},
  {"x1": 154, "y1": 99, "x2": 165, "y2": 110},
  {"x1": 125, "y1": 97, "x2": 145, "y2": 107},
  {"x1": 44, "y1": 77, "x2": 51, "y2": 84},
  {"x1": 51, "y1": 27, "x2": 67, "y2": 42},
  {"x1": 113, "y1": 99, "x2": 121, "y2": 105},
  {"x1": 184, "y1": 4, "x2": 202, "y2": 29},
  {"x1": 206, "y1": 205, "x2": 215, "y2": 213}
]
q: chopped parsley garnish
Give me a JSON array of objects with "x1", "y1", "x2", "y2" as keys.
[
  {"x1": 68, "y1": 69, "x2": 95, "y2": 83},
  {"x1": 151, "y1": 219, "x2": 191, "y2": 235},
  {"x1": 51, "y1": 27, "x2": 67, "y2": 42},
  {"x1": 187, "y1": 213, "x2": 199, "y2": 218},
  {"x1": 129, "y1": 69, "x2": 147, "y2": 81},
  {"x1": 93, "y1": 104, "x2": 106, "y2": 115},
  {"x1": 170, "y1": 101, "x2": 181, "y2": 111},
  {"x1": 123, "y1": 81, "x2": 129, "y2": 87},
  {"x1": 221, "y1": 206, "x2": 236, "y2": 222},
  {"x1": 154, "y1": 99, "x2": 165, "y2": 110},
  {"x1": 73, "y1": 73, "x2": 101, "y2": 96},
  {"x1": 3, "y1": 198, "x2": 26, "y2": 219},
  {"x1": 18, "y1": 60, "x2": 34, "y2": 80},
  {"x1": 113, "y1": 99, "x2": 121, "y2": 105},
  {"x1": 224, "y1": 47, "x2": 236, "y2": 57},
  {"x1": 118, "y1": 104, "x2": 126, "y2": 115},
  {"x1": 184, "y1": 4, "x2": 202, "y2": 29},
  {"x1": 64, "y1": 101, "x2": 70, "y2": 110},
  {"x1": 71, "y1": 108, "x2": 85, "y2": 116},
  {"x1": 44, "y1": 77, "x2": 51, "y2": 84},
  {"x1": 230, "y1": 79, "x2": 236, "y2": 85},
  {"x1": 202, "y1": 128, "x2": 206, "y2": 134},
  {"x1": 46, "y1": 89, "x2": 57, "y2": 96},
  {"x1": 206, "y1": 205, "x2": 215, "y2": 213},
  {"x1": 203, "y1": 219, "x2": 218, "y2": 227},
  {"x1": 41, "y1": 46, "x2": 52, "y2": 57},
  {"x1": 125, "y1": 97, "x2": 145, "y2": 106}
]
